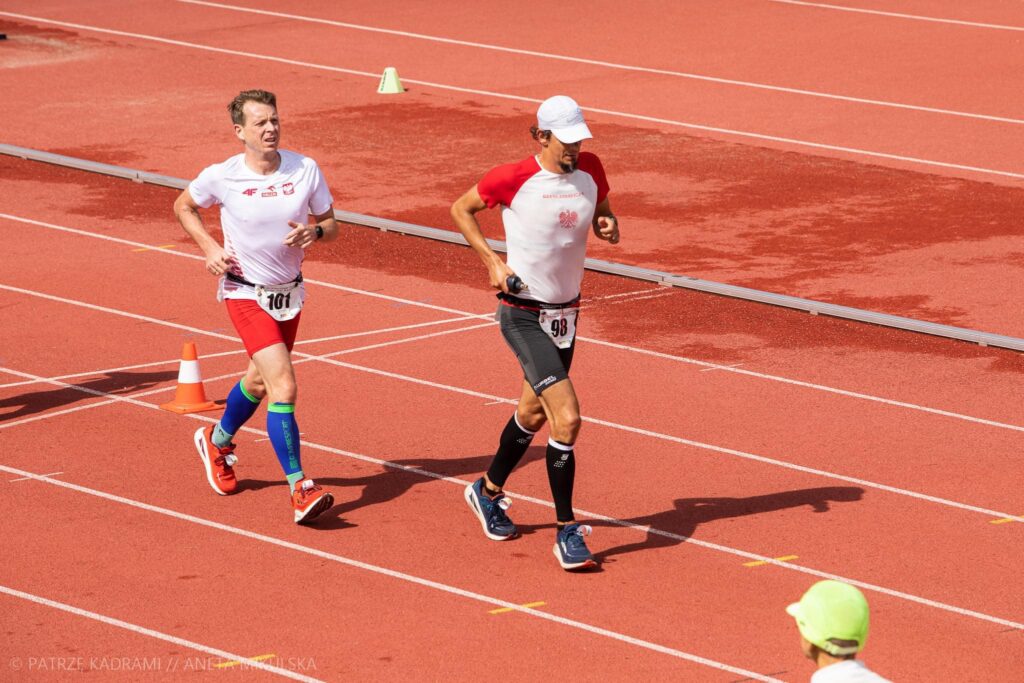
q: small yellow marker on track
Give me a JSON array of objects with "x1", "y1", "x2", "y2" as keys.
[
  {"x1": 990, "y1": 515, "x2": 1024, "y2": 525},
  {"x1": 132, "y1": 244, "x2": 176, "y2": 252},
  {"x1": 744, "y1": 555, "x2": 798, "y2": 568},
  {"x1": 489, "y1": 601, "x2": 545, "y2": 615},
  {"x1": 214, "y1": 654, "x2": 276, "y2": 669}
]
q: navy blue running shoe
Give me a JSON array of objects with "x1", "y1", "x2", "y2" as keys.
[
  {"x1": 553, "y1": 523, "x2": 597, "y2": 570},
  {"x1": 464, "y1": 478, "x2": 517, "y2": 540}
]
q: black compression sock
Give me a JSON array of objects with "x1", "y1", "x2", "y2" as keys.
[
  {"x1": 486, "y1": 414, "x2": 537, "y2": 488},
  {"x1": 546, "y1": 438, "x2": 576, "y2": 523}
]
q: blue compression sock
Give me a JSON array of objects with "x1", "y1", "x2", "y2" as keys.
[
  {"x1": 267, "y1": 403, "x2": 303, "y2": 490},
  {"x1": 213, "y1": 379, "x2": 262, "y2": 447}
]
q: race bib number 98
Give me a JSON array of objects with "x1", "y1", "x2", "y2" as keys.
[{"x1": 539, "y1": 307, "x2": 578, "y2": 349}]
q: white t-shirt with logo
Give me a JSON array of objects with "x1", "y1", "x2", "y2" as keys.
[
  {"x1": 810, "y1": 660, "x2": 891, "y2": 683},
  {"x1": 188, "y1": 149, "x2": 333, "y2": 300},
  {"x1": 477, "y1": 152, "x2": 609, "y2": 305}
]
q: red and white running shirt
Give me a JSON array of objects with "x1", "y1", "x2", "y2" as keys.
[
  {"x1": 188, "y1": 150, "x2": 333, "y2": 299},
  {"x1": 477, "y1": 152, "x2": 609, "y2": 304}
]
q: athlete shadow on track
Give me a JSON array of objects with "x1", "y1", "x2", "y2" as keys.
[
  {"x1": 578, "y1": 486, "x2": 864, "y2": 563},
  {"x1": 235, "y1": 447, "x2": 548, "y2": 531},
  {"x1": 0, "y1": 370, "x2": 178, "y2": 423}
]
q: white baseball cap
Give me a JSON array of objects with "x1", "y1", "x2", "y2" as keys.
[{"x1": 536, "y1": 95, "x2": 592, "y2": 144}]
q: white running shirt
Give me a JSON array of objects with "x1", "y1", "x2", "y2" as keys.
[
  {"x1": 477, "y1": 152, "x2": 609, "y2": 305},
  {"x1": 188, "y1": 149, "x2": 333, "y2": 300}
]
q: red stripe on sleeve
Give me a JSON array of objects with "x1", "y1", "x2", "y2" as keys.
[
  {"x1": 476, "y1": 156, "x2": 540, "y2": 208},
  {"x1": 576, "y1": 152, "x2": 609, "y2": 204}
]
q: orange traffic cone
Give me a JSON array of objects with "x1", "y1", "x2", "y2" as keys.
[{"x1": 160, "y1": 342, "x2": 219, "y2": 414}]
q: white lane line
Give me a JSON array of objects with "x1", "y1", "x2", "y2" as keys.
[
  {"x1": 9, "y1": 470, "x2": 62, "y2": 482},
  {"x1": 701, "y1": 364, "x2": 744, "y2": 372},
  {"x1": 0, "y1": 213, "x2": 478, "y2": 318},
  {"x1": 506, "y1": 493, "x2": 1024, "y2": 632},
  {"x1": 0, "y1": 468, "x2": 781, "y2": 682},
  {"x1": 313, "y1": 321, "x2": 494, "y2": 359},
  {"x1": 0, "y1": 369, "x2": 230, "y2": 432},
  {"x1": 5, "y1": 212, "x2": 1023, "y2": 435},
  {"x1": 296, "y1": 355, "x2": 1024, "y2": 521},
  {"x1": 770, "y1": 0, "x2": 1024, "y2": 32},
  {"x1": 0, "y1": 283, "x2": 237, "y2": 341},
  {"x1": 580, "y1": 334, "x2": 1024, "y2": 434},
  {"x1": 571, "y1": 99, "x2": 1024, "y2": 179},
  {"x1": 178, "y1": 0, "x2": 1024, "y2": 126},
  {"x1": 2, "y1": 283, "x2": 1021, "y2": 522},
  {"x1": 4, "y1": 283, "x2": 1023, "y2": 518},
  {"x1": 3, "y1": 370, "x2": 1022, "y2": 630},
  {"x1": 0, "y1": 584, "x2": 322, "y2": 682},
  {"x1": 589, "y1": 291, "x2": 675, "y2": 306},
  {"x1": 298, "y1": 314, "x2": 482, "y2": 345},
  {"x1": 583, "y1": 288, "x2": 661, "y2": 301},
  {"x1": 0, "y1": 355, "x2": 207, "y2": 390},
  {"x1": 0, "y1": 321, "x2": 496, "y2": 432},
  {"x1": 0, "y1": 313, "x2": 483, "y2": 390},
  {"x1": 0, "y1": 12, "x2": 1021, "y2": 179}
]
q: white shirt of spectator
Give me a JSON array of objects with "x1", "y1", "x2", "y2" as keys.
[
  {"x1": 811, "y1": 660, "x2": 891, "y2": 683},
  {"x1": 188, "y1": 149, "x2": 333, "y2": 301}
]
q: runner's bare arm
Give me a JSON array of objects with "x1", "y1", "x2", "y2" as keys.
[
  {"x1": 173, "y1": 188, "x2": 236, "y2": 276},
  {"x1": 284, "y1": 207, "x2": 339, "y2": 248},
  {"x1": 592, "y1": 198, "x2": 620, "y2": 245},
  {"x1": 451, "y1": 185, "x2": 517, "y2": 293}
]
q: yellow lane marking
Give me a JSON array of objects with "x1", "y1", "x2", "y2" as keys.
[
  {"x1": 214, "y1": 653, "x2": 276, "y2": 669},
  {"x1": 744, "y1": 555, "x2": 798, "y2": 567},
  {"x1": 489, "y1": 601, "x2": 546, "y2": 615},
  {"x1": 990, "y1": 515, "x2": 1024, "y2": 525},
  {"x1": 131, "y1": 244, "x2": 177, "y2": 252}
]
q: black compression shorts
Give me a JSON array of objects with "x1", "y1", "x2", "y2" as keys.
[{"x1": 496, "y1": 294, "x2": 578, "y2": 395}]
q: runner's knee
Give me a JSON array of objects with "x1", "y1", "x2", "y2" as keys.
[
  {"x1": 244, "y1": 375, "x2": 268, "y2": 400},
  {"x1": 517, "y1": 405, "x2": 546, "y2": 432},
  {"x1": 549, "y1": 407, "x2": 581, "y2": 442},
  {"x1": 265, "y1": 376, "x2": 297, "y2": 404},
  {"x1": 274, "y1": 383, "x2": 297, "y2": 404}
]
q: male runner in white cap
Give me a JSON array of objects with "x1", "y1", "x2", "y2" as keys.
[{"x1": 451, "y1": 95, "x2": 619, "y2": 570}]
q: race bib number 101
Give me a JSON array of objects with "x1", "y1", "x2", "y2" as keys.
[{"x1": 255, "y1": 282, "x2": 303, "y2": 321}]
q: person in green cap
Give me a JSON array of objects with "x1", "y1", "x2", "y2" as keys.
[{"x1": 786, "y1": 580, "x2": 890, "y2": 682}]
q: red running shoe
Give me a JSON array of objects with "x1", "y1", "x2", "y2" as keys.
[
  {"x1": 292, "y1": 478, "x2": 334, "y2": 524},
  {"x1": 193, "y1": 426, "x2": 238, "y2": 495}
]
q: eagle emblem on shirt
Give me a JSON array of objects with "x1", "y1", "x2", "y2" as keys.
[{"x1": 558, "y1": 210, "x2": 579, "y2": 230}]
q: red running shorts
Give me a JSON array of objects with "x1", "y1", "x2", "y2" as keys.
[{"x1": 225, "y1": 299, "x2": 302, "y2": 357}]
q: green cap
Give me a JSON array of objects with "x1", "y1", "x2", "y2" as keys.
[{"x1": 786, "y1": 580, "x2": 869, "y2": 656}]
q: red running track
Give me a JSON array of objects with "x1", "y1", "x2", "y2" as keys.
[
  {"x1": 4, "y1": 1, "x2": 1024, "y2": 679},
  {"x1": 1, "y1": 164, "x2": 1023, "y2": 680},
  {"x1": 3, "y1": 0, "x2": 1024, "y2": 335}
]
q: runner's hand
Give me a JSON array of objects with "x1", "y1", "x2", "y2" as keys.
[
  {"x1": 204, "y1": 247, "x2": 236, "y2": 276},
  {"x1": 284, "y1": 221, "x2": 318, "y2": 248},
  {"x1": 595, "y1": 215, "x2": 619, "y2": 244},
  {"x1": 489, "y1": 261, "x2": 519, "y2": 293}
]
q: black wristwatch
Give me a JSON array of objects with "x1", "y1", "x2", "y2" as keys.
[{"x1": 314, "y1": 225, "x2": 324, "y2": 240}]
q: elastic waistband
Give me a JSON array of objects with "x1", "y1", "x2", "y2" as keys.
[
  {"x1": 497, "y1": 292, "x2": 580, "y2": 311},
  {"x1": 226, "y1": 271, "x2": 303, "y2": 288}
]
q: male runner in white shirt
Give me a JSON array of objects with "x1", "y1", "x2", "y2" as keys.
[
  {"x1": 174, "y1": 89, "x2": 337, "y2": 524},
  {"x1": 451, "y1": 95, "x2": 620, "y2": 570}
]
